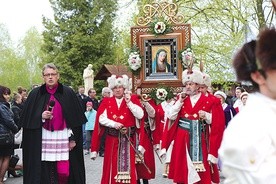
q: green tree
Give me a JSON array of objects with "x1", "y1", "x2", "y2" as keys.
[
  {"x1": 0, "y1": 24, "x2": 44, "y2": 92},
  {"x1": 18, "y1": 27, "x2": 44, "y2": 86},
  {"x1": 0, "y1": 24, "x2": 29, "y2": 92},
  {"x1": 123, "y1": 0, "x2": 275, "y2": 86},
  {"x1": 112, "y1": 0, "x2": 139, "y2": 67},
  {"x1": 176, "y1": 0, "x2": 275, "y2": 84},
  {"x1": 41, "y1": 0, "x2": 118, "y2": 90}
]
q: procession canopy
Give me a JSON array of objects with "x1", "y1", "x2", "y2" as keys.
[{"x1": 129, "y1": 1, "x2": 191, "y2": 96}]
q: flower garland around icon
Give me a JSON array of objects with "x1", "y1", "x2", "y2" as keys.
[
  {"x1": 179, "y1": 44, "x2": 196, "y2": 69},
  {"x1": 127, "y1": 46, "x2": 142, "y2": 75}
]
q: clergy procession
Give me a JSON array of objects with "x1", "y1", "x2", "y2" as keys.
[{"x1": 1, "y1": 0, "x2": 276, "y2": 184}]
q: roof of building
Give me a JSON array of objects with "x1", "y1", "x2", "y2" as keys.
[{"x1": 94, "y1": 64, "x2": 132, "y2": 80}]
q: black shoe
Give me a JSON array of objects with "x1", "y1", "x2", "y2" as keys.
[
  {"x1": 8, "y1": 170, "x2": 21, "y2": 178},
  {"x1": 99, "y1": 153, "x2": 104, "y2": 157}
]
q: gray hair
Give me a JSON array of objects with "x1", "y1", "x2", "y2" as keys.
[
  {"x1": 101, "y1": 87, "x2": 111, "y2": 96},
  {"x1": 42, "y1": 63, "x2": 59, "y2": 74}
]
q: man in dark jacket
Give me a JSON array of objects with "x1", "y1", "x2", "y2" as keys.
[
  {"x1": 19, "y1": 63, "x2": 87, "y2": 184},
  {"x1": 76, "y1": 85, "x2": 87, "y2": 112},
  {"x1": 84, "y1": 88, "x2": 99, "y2": 111}
]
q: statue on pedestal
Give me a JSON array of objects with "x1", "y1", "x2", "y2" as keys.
[{"x1": 83, "y1": 64, "x2": 94, "y2": 95}]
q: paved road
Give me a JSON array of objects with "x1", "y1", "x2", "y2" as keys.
[
  {"x1": 5, "y1": 152, "x2": 225, "y2": 183},
  {"x1": 5, "y1": 151, "x2": 170, "y2": 184}
]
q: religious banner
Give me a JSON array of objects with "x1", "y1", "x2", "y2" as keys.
[{"x1": 129, "y1": 1, "x2": 191, "y2": 94}]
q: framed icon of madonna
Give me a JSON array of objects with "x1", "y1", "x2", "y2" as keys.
[{"x1": 130, "y1": 24, "x2": 191, "y2": 94}]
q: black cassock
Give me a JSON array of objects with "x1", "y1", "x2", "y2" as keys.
[{"x1": 19, "y1": 83, "x2": 87, "y2": 184}]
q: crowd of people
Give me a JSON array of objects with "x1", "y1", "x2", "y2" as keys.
[
  {"x1": 1, "y1": 27, "x2": 276, "y2": 184},
  {"x1": 0, "y1": 60, "x2": 255, "y2": 184}
]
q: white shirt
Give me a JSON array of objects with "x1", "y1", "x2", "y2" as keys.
[
  {"x1": 219, "y1": 93, "x2": 276, "y2": 183},
  {"x1": 99, "y1": 99, "x2": 144, "y2": 128},
  {"x1": 161, "y1": 99, "x2": 175, "y2": 123}
]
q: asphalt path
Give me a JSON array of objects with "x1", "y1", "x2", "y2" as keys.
[
  {"x1": 5, "y1": 151, "x2": 225, "y2": 183},
  {"x1": 5, "y1": 151, "x2": 171, "y2": 184}
]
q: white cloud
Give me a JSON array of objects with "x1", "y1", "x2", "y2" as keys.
[{"x1": 0, "y1": 0, "x2": 53, "y2": 42}]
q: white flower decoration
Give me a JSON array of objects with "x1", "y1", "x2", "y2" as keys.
[
  {"x1": 181, "y1": 48, "x2": 195, "y2": 68},
  {"x1": 156, "y1": 88, "x2": 168, "y2": 101},
  {"x1": 128, "y1": 52, "x2": 142, "y2": 71},
  {"x1": 154, "y1": 21, "x2": 166, "y2": 34}
]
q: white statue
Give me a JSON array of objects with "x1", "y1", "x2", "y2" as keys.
[{"x1": 83, "y1": 64, "x2": 94, "y2": 95}]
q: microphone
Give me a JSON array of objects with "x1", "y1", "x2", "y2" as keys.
[{"x1": 48, "y1": 100, "x2": 55, "y2": 112}]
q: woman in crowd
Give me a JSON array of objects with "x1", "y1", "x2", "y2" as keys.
[
  {"x1": 9, "y1": 92, "x2": 24, "y2": 177},
  {"x1": 11, "y1": 93, "x2": 23, "y2": 127},
  {"x1": 240, "y1": 91, "x2": 249, "y2": 107},
  {"x1": 219, "y1": 28, "x2": 276, "y2": 183},
  {"x1": 0, "y1": 85, "x2": 18, "y2": 183},
  {"x1": 84, "y1": 102, "x2": 96, "y2": 155},
  {"x1": 17, "y1": 87, "x2": 27, "y2": 106},
  {"x1": 214, "y1": 90, "x2": 236, "y2": 171},
  {"x1": 214, "y1": 91, "x2": 237, "y2": 127},
  {"x1": 232, "y1": 86, "x2": 245, "y2": 113}
]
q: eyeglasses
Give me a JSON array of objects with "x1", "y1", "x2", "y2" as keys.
[{"x1": 43, "y1": 73, "x2": 58, "y2": 77}]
